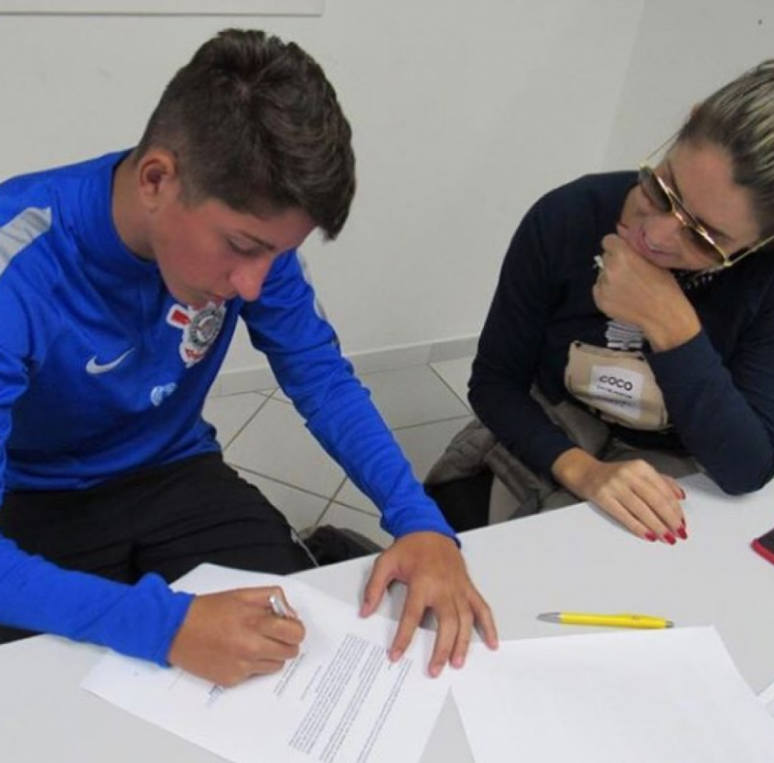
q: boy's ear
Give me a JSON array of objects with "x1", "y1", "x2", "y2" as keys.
[{"x1": 136, "y1": 148, "x2": 180, "y2": 211}]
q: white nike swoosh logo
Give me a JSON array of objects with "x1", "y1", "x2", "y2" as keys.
[{"x1": 86, "y1": 348, "x2": 135, "y2": 375}]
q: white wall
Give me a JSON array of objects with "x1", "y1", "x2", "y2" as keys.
[
  {"x1": 604, "y1": 0, "x2": 773, "y2": 169},
  {"x1": 293, "y1": 1, "x2": 644, "y2": 369},
  {"x1": 0, "y1": 1, "x2": 643, "y2": 380},
  {"x1": 4, "y1": 2, "x2": 772, "y2": 380}
]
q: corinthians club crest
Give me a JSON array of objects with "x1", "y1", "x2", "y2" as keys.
[{"x1": 167, "y1": 301, "x2": 226, "y2": 367}]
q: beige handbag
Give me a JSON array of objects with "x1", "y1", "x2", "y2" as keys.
[{"x1": 564, "y1": 341, "x2": 670, "y2": 431}]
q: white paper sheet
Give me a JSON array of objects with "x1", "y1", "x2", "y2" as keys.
[
  {"x1": 760, "y1": 679, "x2": 774, "y2": 718},
  {"x1": 453, "y1": 627, "x2": 774, "y2": 763},
  {"x1": 82, "y1": 564, "x2": 450, "y2": 763}
]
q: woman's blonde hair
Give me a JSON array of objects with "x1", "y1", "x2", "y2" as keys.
[{"x1": 679, "y1": 60, "x2": 774, "y2": 236}]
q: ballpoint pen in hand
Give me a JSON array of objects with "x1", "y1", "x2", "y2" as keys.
[
  {"x1": 537, "y1": 612, "x2": 674, "y2": 629},
  {"x1": 268, "y1": 593, "x2": 292, "y2": 619}
]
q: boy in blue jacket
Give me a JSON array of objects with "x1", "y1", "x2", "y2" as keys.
[{"x1": 0, "y1": 28, "x2": 496, "y2": 686}]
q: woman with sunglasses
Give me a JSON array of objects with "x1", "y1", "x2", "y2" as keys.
[{"x1": 426, "y1": 59, "x2": 774, "y2": 543}]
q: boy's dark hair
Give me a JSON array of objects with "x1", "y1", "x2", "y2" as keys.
[{"x1": 136, "y1": 28, "x2": 355, "y2": 239}]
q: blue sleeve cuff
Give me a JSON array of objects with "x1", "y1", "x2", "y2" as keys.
[
  {"x1": 0, "y1": 541, "x2": 195, "y2": 667},
  {"x1": 64, "y1": 572, "x2": 195, "y2": 666}
]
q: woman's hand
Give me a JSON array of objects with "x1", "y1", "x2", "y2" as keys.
[
  {"x1": 552, "y1": 448, "x2": 688, "y2": 543},
  {"x1": 593, "y1": 228, "x2": 701, "y2": 351}
]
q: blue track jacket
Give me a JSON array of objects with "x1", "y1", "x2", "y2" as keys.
[{"x1": 0, "y1": 152, "x2": 455, "y2": 664}]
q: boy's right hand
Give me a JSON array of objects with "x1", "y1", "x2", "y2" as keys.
[{"x1": 167, "y1": 587, "x2": 305, "y2": 687}]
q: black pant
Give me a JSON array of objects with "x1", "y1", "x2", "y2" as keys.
[
  {"x1": 426, "y1": 468, "x2": 493, "y2": 533},
  {"x1": 0, "y1": 452, "x2": 314, "y2": 643}
]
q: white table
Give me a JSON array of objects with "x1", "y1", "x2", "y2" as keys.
[{"x1": 2, "y1": 473, "x2": 774, "y2": 761}]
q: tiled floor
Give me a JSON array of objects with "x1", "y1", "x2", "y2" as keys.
[{"x1": 203, "y1": 357, "x2": 474, "y2": 549}]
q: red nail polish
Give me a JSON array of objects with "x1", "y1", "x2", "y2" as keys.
[
  {"x1": 645, "y1": 531, "x2": 657, "y2": 542},
  {"x1": 677, "y1": 526, "x2": 687, "y2": 540},
  {"x1": 679, "y1": 489, "x2": 687, "y2": 500},
  {"x1": 664, "y1": 533, "x2": 677, "y2": 545}
]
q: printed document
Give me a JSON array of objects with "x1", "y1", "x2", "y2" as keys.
[
  {"x1": 454, "y1": 626, "x2": 774, "y2": 763},
  {"x1": 82, "y1": 564, "x2": 450, "y2": 763}
]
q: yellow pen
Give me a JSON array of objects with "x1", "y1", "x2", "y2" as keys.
[{"x1": 537, "y1": 612, "x2": 674, "y2": 629}]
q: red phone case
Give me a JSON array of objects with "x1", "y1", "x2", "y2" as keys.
[{"x1": 751, "y1": 532, "x2": 774, "y2": 566}]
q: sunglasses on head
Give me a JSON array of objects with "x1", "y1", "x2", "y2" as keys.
[{"x1": 638, "y1": 160, "x2": 774, "y2": 269}]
